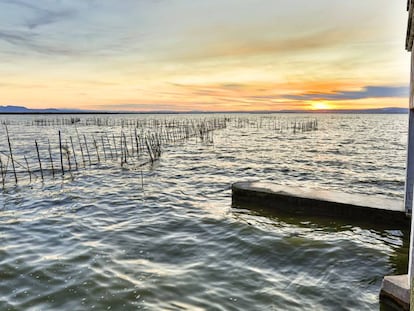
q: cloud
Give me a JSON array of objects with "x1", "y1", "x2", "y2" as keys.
[
  {"x1": 0, "y1": 29, "x2": 35, "y2": 46},
  {"x1": 0, "y1": 28, "x2": 134, "y2": 58},
  {"x1": 0, "y1": 0, "x2": 40, "y2": 11},
  {"x1": 284, "y1": 85, "x2": 409, "y2": 101},
  {"x1": 25, "y1": 8, "x2": 76, "y2": 29},
  {"x1": 0, "y1": 0, "x2": 78, "y2": 56},
  {"x1": 0, "y1": 29, "x2": 75, "y2": 55},
  {"x1": 219, "y1": 83, "x2": 245, "y2": 89},
  {"x1": 93, "y1": 103, "x2": 189, "y2": 111},
  {"x1": 0, "y1": 0, "x2": 77, "y2": 29},
  {"x1": 156, "y1": 29, "x2": 343, "y2": 62},
  {"x1": 0, "y1": 1, "x2": 120, "y2": 58}
]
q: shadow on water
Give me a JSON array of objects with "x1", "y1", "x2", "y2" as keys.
[
  {"x1": 380, "y1": 297, "x2": 409, "y2": 311},
  {"x1": 231, "y1": 202, "x2": 410, "y2": 310},
  {"x1": 232, "y1": 202, "x2": 409, "y2": 273}
]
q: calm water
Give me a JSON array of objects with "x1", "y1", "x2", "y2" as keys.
[{"x1": 0, "y1": 113, "x2": 410, "y2": 310}]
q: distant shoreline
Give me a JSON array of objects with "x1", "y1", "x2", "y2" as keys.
[
  {"x1": 0, "y1": 111, "x2": 408, "y2": 115},
  {"x1": 0, "y1": 107, "x2": 409, "y2": 115}
]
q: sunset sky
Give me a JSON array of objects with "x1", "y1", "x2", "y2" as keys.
[{"x1": 0, "y1": 0, "x2": 410, "y2": 111}]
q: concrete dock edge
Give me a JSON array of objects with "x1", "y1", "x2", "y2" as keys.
[{"x1": 231, "y1": 181, "x2": 410, "y2": 227}]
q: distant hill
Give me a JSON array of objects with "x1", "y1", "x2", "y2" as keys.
[{"x1": 0, "y1": 105, "x2": 87, "y2": 113}]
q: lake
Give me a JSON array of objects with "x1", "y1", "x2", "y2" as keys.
[{"x1": 0, "y1": 113, "x2": 409, "y2": 310}]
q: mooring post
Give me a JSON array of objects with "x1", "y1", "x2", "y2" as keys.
[
  {"x1": 405, "y1": 52, "x2": 414, "y2": 216},
  {"x1": 406, "y1": 114, "x2": 414, "y2": 215},
  {"x1": 407, "y1": 63, "x2": 414, "y2": 287},
  {"x1": 407, "y1": 95, "x2": 414, "y2": 284},
  {"x1": 410, "y1": 201, "x2": 414, "y2": 289},
  {"x1": 380, "y1": 2, "x2": 414, "y2": 306},
  {"x1": 407, "y1": 2, "x2": 414, "y2": 290}
]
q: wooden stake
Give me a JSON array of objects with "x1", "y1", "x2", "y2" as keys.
[
  {"x1": 134, "y1": 128, "x2": 140, "y2": 159},
  {"x1": 123, "y1": 132, "x2": 128, "y2": 163},
  {"x1": 112, "y1": 134, "x2": 118, "y2": 159},
  {"x1": 59, "y1": 131, "x2": 65, "y2": 175},
  {"x1": 83, "y1": 135, "x2": 91, "y2": 166},
  {"x1": 70, "y1": 136, "x2": 78, "y2": 170},
  {"x1": 64, "y1": 143, "x2": 72, "y2": 172},
  {"x1": 145, "y1": 138, "x2": 154, "y2": 163},
  {"x1": 5, "y1": 125, "x2": 17, "y2": 184},
  {"x1": 48, "y1": 139, "x2": 55, "y2": 178},
  {"x1": 35, "y1": 140, "x2": 44, "y2": 181},
  {"x1": 0, "y1": 156, "x2": 5, "y2": 188},
  {"x1": 106, "y1": 134, "x2": 113, "y2": 159},
  {"x1": 101, "y1": 136, "x2": 107, "y2": 161},
  {"x1": 24, "y1": 155, "x2": 32, "y2": 182},
  {"x1": 93, "y1": 136, "x2": 100, "y2": 163}
]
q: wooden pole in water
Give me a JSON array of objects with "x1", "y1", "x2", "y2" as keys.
[
  {"x1": 93, "y1": 136, "x2": 100, "y2": 163},
  {"x1": 83, "y1": 135, "x2": 91, "y2": 166},
  {"x1": 101, "y1": 136, "x2": 107, "y2": 161},
  {"x1": 70, "y1": 136, "x2": 78, "y2": 170},
  {"x1": 135, "y1": 128, "x2": 140, "y2": 159},
  {"x1": 64, "y1": 144, "x2": 72, "y2": 172},
  {"x1": 35, "y1": 140, "x2": 43, "y2": 181},
  {"x1": 48, "y1": 139, "x2": 55, "y2": 178},
  {"x1": 0, "y1": 156, "x2": 5, "y2": 188},
  {"x1": 113, "y1": 134, "x2": 118, "y2": 159},
  {"x1": 106, "y1": 134, "x2": 113, "y2": 159},
  {"x1": 59, "y1": 130, "x2": 65, "y2": 175},
  {"x1": 5, "y1": 125, "x2": 17, "y2": 184},
  {"x1": 123, "y1": 132, "x2": 128, "y2": 163},
  {"x1": 120, "y1": 133, "x2": 124, "y2": 167},
  {"x1": 75, "y1": 127, "x2": 86, "y2": 168},
  {"x1": 24, "y1": 155, "x2": 32, "y2": 182},
  {"x1": 145, "y1": 138, "x2": 154, "y2": 163},
  {"x1": 130, "y1": 130, "x2": 135, "y2": 156},
  {"x1": 2, "y1": 156, "x2": 9, "y2": 179}
]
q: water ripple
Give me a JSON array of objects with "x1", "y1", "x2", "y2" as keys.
[{"x1": 0, "y1": 114, "x2": 409, "y2": 310}]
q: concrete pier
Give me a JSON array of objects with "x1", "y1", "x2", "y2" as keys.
[{"x1": 232, "y1": 181, "x2": 410, "y2": 227}]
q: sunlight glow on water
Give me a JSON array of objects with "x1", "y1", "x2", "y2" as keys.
[{"x1": 0, "y1": 113, "x2": 409, "y2": 310}]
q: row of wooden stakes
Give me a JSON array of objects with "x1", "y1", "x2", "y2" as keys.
[
  {"x1": 0, "y1": 118, "x2": 227, "y2": 188},
  {"x1": 232, "y1": 117, "x2": 318, "y2": 133}
]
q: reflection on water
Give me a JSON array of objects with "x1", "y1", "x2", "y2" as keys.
[{"x1": 0, "y1": 113, "x2": 409, "y2": 310}]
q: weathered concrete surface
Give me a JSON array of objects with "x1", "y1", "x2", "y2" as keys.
[
  {"x1": 232, "y1": 182, "x2": 410, "y2": 227},
  {"x1": 380, "y1": 275, "x2": 410, "y2": 310}
]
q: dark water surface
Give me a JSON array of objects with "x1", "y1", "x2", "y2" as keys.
[{"x1": 0, "y1": 113, "x2": 410, "y2": 310}]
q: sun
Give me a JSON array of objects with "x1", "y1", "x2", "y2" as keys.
[{"x1": 311, "y1": 101, "x2": 331, "y2": 110}]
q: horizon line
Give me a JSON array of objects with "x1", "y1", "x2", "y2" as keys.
[{"x1": 0, "y1": 106, "x2": 408, "y2": 115}]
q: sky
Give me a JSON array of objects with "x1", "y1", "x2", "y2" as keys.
[{"x1": 0, "y1": 0, "x2": 411, "y2": 111}]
